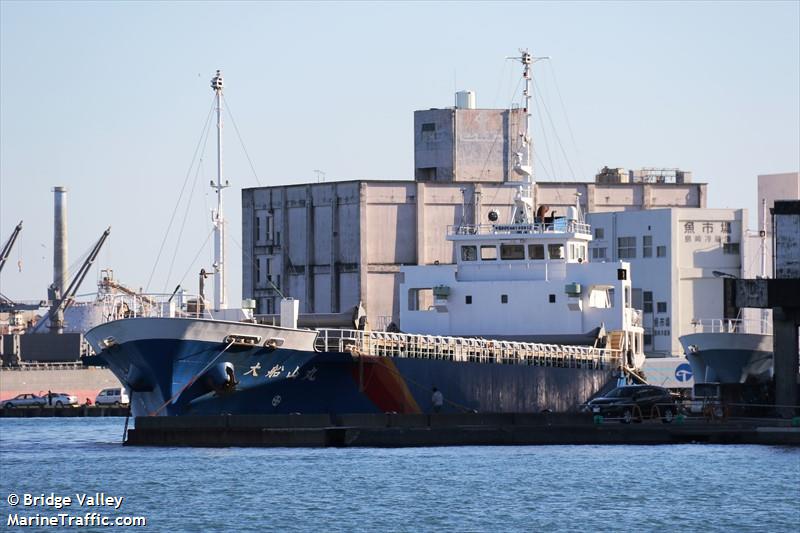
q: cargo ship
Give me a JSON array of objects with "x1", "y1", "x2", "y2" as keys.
[{"x1": 84, "y1": 59, "x2": 646, "y2": 417}]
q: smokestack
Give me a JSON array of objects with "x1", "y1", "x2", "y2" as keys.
[{"x1": 53, "y1": 186, "x2": 68, "y2": 304}]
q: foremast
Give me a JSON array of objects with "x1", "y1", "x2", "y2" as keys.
[{"x1": 210, "y1": 70, "x2": 229, "y2": 311}]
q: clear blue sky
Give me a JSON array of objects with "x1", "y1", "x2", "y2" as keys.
[{"x1": 1, "y1": 1, "x2": 798, "y2": 304}]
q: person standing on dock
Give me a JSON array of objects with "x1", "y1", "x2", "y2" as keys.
[
  {"x1": 432, "y1": 387, "x2": 443, "y2": 413},
  {"x1": 47, "y1": 390, "x2": 53, "y2": 406}
]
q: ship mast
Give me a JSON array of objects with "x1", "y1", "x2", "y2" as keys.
[
  {"x1": 760, "y1": 198, "x2": 768, "y2": 334},
  {"x1": 509, "y1": 49, "x2": 547, "y2": 225},
  {"x1": 210, "y1": 70, "x2": 229, "y2": 311}
]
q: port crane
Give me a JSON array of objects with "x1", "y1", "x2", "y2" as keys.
[
  {"x1": 0, "y1": 221, "x2": 45, "y2": 313},
  {"x1": 0, "y1": 220, "x2": 23, "y2": 276},
  {"x1": 32, "y1": 227, "x2": 111, "y2": 333}
]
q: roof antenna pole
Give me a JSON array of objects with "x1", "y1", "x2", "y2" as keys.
[
  {"x1": 210, "y1": 70, "x2": 229, "y2": 311},
  {"x1": 508, "y1": 49, "x2": 548, "y2": 225}
]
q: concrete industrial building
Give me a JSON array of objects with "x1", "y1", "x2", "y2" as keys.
[
  {"x1": 242, "y1": 176, "x2": 707, "y2": 330},
  {"x1": 242, "y1": 103, "x2": 708, "y2": 330},
  {"x1": 586, "y1": 208, "x2": 747, "y2": 357}
]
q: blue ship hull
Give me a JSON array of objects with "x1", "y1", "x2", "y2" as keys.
[{"x1": 86, "y1": 318, "x2": 618, "y2": 417}]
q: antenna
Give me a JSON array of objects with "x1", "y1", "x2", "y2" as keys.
[{"x1": 506, "y1": 49, "x2": 549, "y2": 225}]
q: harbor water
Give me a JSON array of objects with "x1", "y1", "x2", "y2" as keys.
[{"x1": 1, "y1": 418, "x2": 798, "y2": 532}]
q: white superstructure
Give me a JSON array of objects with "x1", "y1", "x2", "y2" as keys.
[
  {"x1": 400, "y1": 207, "x2": 645, "y2": 368},
  {"x1": 398, "y1": 50, "x2": 644, "y2": 370}
]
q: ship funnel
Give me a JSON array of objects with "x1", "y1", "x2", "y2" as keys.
[{"x1": 53, "y1": 186, "x2": 69, "y2": 298}]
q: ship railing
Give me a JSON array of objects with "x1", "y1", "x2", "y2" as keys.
[
  {"x1": 448, "y1": 220, "x2": 591, "y2": 237},
  {"x1": 627, "y1": 308, "x2": 643, "y2": 327},
  {"x1": 315, "y1": 329, "x2": 622, "y2": 370},
  {"x1": 95, "y1": 292, "x2": 214, "y2": 322},
  {"x1": 690, "y1": 318, "x2": 772, "y2": 335}
]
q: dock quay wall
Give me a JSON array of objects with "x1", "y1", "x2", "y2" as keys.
[{"x1": 126, "y1": 413, "x2": 800, "y2": 447}]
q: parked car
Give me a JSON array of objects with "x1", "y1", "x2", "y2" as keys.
[
  {"x1": 2, "y1": 393, "x2": 47, "y2": 409},
  {"x1": 95, "y1": 388, "x2": 130, "y2": 407},
  {"x1": 585, "y1": 385, "x2": 679, "y2": 423},
  {"x1": 48, "y1": 392, "x2": 79, "y2": 408}
]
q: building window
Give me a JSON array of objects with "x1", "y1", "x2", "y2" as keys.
[
  {"x1": 266, "y1": 215, "x2": 274, "y2": 241},
  {"x1": 465, "y1": 295, "x2": 472, "y2": 305},
  {"x1": 501, "y1": 294, "x2": 508, "y2": 304},
  {"x1": 643, "y1": 235, "x2": 653, "y2": 258},
  {"x1": 548, "y1": 244, "x2": 565, "y2": 260},
  {"x1": 255, "y1": 257, "x2": 262, "y2": 286},
  {"x1": 418, "y1": 167, "x2": 437, "y2": 181},
  {"x1": 643, "y1": 291, "x2": 653, "y2": 313},
  {"x1": 644, "y1": 333, "x2": 653, "y2": 346},
  {"x1": 255, "y1": 216, "x2": 261, "y2": 243},
  {"x1": 461, "y1": 246, "x2": 477, "y2": 261},
  {"x1": 528, "y1": 244, "x2": 545, "y2": 260},
  {"x1": 500, "y1": 244, "x2": 524, "y2": 260},
  {"x1": 657, "y1": 245, "x2": 667, "y2": 257},
  {"x1": 421, "y1": 124, "x2": 437, "y2": 151},
  {"x1": 480, "y1": 245, "x2": 497, "y2": 260},
  {"x1": 549, "y1": 294, "x2": 556, "y2": 303},
  {"x1": 723, "y1": 243, "x2": 740, "y2": 255},
  {"x1": 592, "y1": 247, "x2": 607, "y2": 260},
  {"x1": 594, "y1": 227, "x2": 605, "y2": 239},
  {"x1": 265, "y1": 298, "x2": 274, "y2": 315},
  {"x1": 617, "y1": 237, "x2": 636, "y2": 259},
  {"x1": 657, "y1": 301, "x2": 667, "y2": 314}
]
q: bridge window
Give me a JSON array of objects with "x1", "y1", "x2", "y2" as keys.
[
  {"x1": 569, "y1": 243, "x2": 586, "y2": 262},
  {"x1": 589, "y1": 288, "x2": 612, "y2": 308},
  {"x1": 548, "y1": 244, "x2": 565, "y2": 260},
  {"x1": 480, "y1": 245, "x2": 497, "y2": 260},
  {"x1": 461, "y1": 245, "x2": 477, "y2": 261},
  {"x1": 500, "y1": 244, "x2": 524, "y2": 260},
  {"x1": 528, "y1": 244, "x2": 545, "y2": 260},
  {"x1": 408, "y1": 288, "x2": 434, "y2": 311}
]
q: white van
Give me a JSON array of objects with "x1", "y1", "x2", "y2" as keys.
[{"x1": 95, "y1": 388, "x2": 130, "y2": 407}]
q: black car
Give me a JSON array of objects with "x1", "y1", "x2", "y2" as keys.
[{"x1": 586, "y1": 385, "x2": 678, "y2": 423}]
